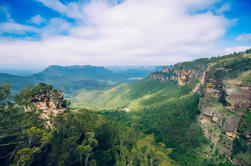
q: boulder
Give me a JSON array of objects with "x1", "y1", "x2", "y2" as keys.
[
  {"x1": 223, "y1": 118, "x2": 241, "y2": 132},
  {"x1": 223, "y1": 84, "x2": 251, "y2": 110}
]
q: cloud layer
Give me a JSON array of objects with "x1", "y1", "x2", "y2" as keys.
[
  {"x1": 236, "y1": 33, "x2": 251, "y2": 42},
  {"x1": 0, "y1": 0, "x2": 239, "y2": 68}
]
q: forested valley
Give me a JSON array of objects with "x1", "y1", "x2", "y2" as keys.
[{"x1": 0, "y1": 50, "x2": 251, "y2": 166}]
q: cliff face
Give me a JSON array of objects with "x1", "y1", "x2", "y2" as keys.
[
  {"x1": 30, "y1": 89, "x2": 67, "y2": 119},
  {"x1": 149, "y1": 66, "x2": 205, "y2": 86},
  {"x1": 149, "y1": 52, "x2": 251, "y2": 165},
  {"x1": 150, "y1": 65, "x2": 250, "y2": 112},
  {"x1": 24, "y1": 83, "x2": 68, "y2": 127}
]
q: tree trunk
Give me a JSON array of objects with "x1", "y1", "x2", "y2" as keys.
[{"x1": 85, "y1": 154, "x2": 90, "y2": 166}]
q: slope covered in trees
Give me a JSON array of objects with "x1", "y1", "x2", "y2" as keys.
[
  {"x1": 0, "y1": 83, "x2": 177, "y2": 166},
  {"x1": 70, "y1": 50, "x2": 251, "y2": 165},
  {"x1": 1, "y1": 50, "x2": 250, "y2": 166}
]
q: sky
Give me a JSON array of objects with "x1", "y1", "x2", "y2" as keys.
[{"x1": 0, "y1": 0, "x2": 251, "y2": 69}]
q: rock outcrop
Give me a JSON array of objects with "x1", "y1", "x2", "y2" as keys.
[
  {"x1": 149, "y1": 66, "x2": 205, "y2": 87},
  {"x1": 30, "y1": 89, "x2": 67, "y2": 119},
  {"x1": 223, "y1": 80, "x2": 251, "y2": 110},
  {"x1": 149, "y1": 52, "x2": 251, "y2": 165},
  {"x1": 223, "y1": 118, "x2": 241, "y2": 133},
  {"x1": 25, "y1": 83, "x2": 68, "y2": 127}
]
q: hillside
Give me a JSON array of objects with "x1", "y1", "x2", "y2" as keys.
[
  {"x1": 71, "y1": 49, "x2": 251, "y2": 165},
  {"x1": 105, "y1": 66, "x2": 162, "y2": 78},
  {"x1": 0, "y1": 73, "x2": 37, "y2": 94},
  {"x1": 71, "y1": 79, "x2": 190, "y2": 110},
  {"x1": 0, "y1": 50, "x2": 250, "y2": 165},
  {"x1": 0, "y1": 83, "x2": 179, "y2": 166},
  {"x1": 148, "y1": 49, "x2": 251, "y2": 165}
]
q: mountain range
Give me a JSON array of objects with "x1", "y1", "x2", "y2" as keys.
[{"x1": 0, "y1": 65, "x2": 161, "y2": 94}]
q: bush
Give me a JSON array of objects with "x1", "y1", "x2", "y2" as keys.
[{"x1": 232, "y1": 138, "x2": 247, "y2": 155}]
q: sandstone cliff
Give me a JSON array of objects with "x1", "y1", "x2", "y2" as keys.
[
  {"x1": 30, "y1": 89, "x2": 67, "y2": 119},
  {"x1": 25, "y1": 83, "x2": 67, "y2": 127},
  {"x1": 149, "y1": 51, "x2": 251, "y2": 165},
  {"x1": 149, "y1": 66, "x2": 205, "y2": 87}
]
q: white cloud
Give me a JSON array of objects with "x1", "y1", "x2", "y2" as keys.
[
  {"x1": 30, "y1": 15, "x2": 46, "y2": 25},
  {"x1": 36, "y1": 0, "x2": 83, "y2": 19},
  {"x1": 217, "y1": 46, "x2": 251, "y2": 55},
  {"x1": 40, "y1": 18, "x2": 72, "y2": 37},
  {"x1": 216, "y1": 3, "x2": 230, "y2": 14},
  {"x1": 0, "y1": 22, "x2": 39, "y2": 34},
  {"x1": 0, "y1": 0, "x2": 237, "y2": 67},
  {"x1": 0, "y1": 6, "x2": 13, "y2": 22},
  {"x1": 236, "y1": 33, "x2": 251, "y2": 42}
]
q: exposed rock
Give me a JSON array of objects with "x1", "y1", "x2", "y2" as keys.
[
  {"x1": 27, "y1": 88, "x2": 67, "y2": 127},
  {"x1": 149, "y1": 54, "x2": 251, "y2": 165},
  {"x1": 149, "y1": 66, "x2": 205, "y2": 86},
  {"x1": 204, "y1": 79, "x2": 224, "y2": 100},
  {"x1": 212, "y1": 116, "x2": 219, "y2": 123},
  {"x1": 223, "y1": 118, "x2": 241, "y2": 132},
  {"x1": 226, "y1": 132, "x2": 237, "y2": 139},
  {"x1": 199, "y1": 105, "x2": 219, "y2": 117},
  {"x1": 223, "y1": 82, "x2": 251, "y2": 110}
]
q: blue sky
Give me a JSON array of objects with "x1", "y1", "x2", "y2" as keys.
[{"x1": 0, "y1": 0, "x2": 250, "y2": 69}]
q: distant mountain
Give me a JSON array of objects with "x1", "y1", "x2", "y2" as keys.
[
  {"x1": 32, "y1": 65, "x2": 129, "y2": 94},
  {"x1": 105, "y1": 66, "x2": 162, "y2": 78},
  {"x1": 0, "y1": 73, "x2": 39, "y2": 94},
  {"x1": 0, "y1": 65, "x2": 159, "y2": 95},
  {"x1": 0, "y1": 69, "x2": 40, "y2": 76},
  {"x1": 33, "y1": 65, "x2": 126, "y2": 81}
]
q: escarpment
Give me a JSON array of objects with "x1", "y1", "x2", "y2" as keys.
[
  {"x1": 149, "y1": 66, "x2": 205, "y2": 87},
  {"x1": 30, "y1": 89, "x2": 67, "y2": 119},
  {"x1": 24, "y1": 83, "x2": 68, "y2": 126},
  {"x1": 149, "y1": 51, "x2": 251, "y2": 165}
]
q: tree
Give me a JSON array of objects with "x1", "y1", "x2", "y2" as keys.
[
  {"x1": 14, "y1": 147, "x2": 41, "y2": 166},
  {"x1": 76, "y1": 132, "x2": 98, "y2": 166},
  {"x1": 0, "y1": 83, "x2": 50, "y2": 165},
  {"x1": 131, "y1": 135, "x2": 176, "y2": 166}
]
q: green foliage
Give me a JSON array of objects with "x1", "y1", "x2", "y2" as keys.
[
  {"x1": 43, "y1": 109, "x2": 177, "y2": 166},
  {"x1": 238, "y1": 70, "x2": 251, "y2": 85},
  {"x1": 232, "y1": 138, "x2": 248, "y2": 156},
  {"x1": 3, "y1": 47, "x2": 251, "y2": 166},
  {"x1": 99, "y1": 85, "x2": 209, "y2": 165},
  {"x1": 30, "y1": 83, "x2": 53, "y2": 95},
  {"x1": 0, "y1": 82, "x2": 11, "y2": 101},
  {"x1": 77, "y1": 132, "x2": 98, "y2": 166},
  {"x1": 175, "y1": 58, "x2": 209, "y2": 71},
  {"x1": 0, "y1": 83, "x2": 54, "y2": 165},
  {"x1": 245, "y1": 112, "x2": 251, "y2": 124},
  {"x1": 14, "y1": 83, "x2": 61, "y2": 107},
  {"x1": 174, "y1": 49, "x2": 251, "y2": 82},
  {"x1": 236, "y1": 149, "x2": 251, "y2": 164},
  {"x1": 15, "y1": 148, "x2": 35, "y2": 166},
  {"x1": 71, "y1": 79, "x2": 186, "y2": 110},
  {"x1": 0, "y1": 65, "x2": 135, "y2": 95},
  {"x1": 239, "y1": 111, "x2": 251, "y2": 136},
  {"x1": 246, "y1": 49, "x2": 251, "y2": 54},
  {"x1": 127, "y1": 79, "x2": 173, "y2": 99}
]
